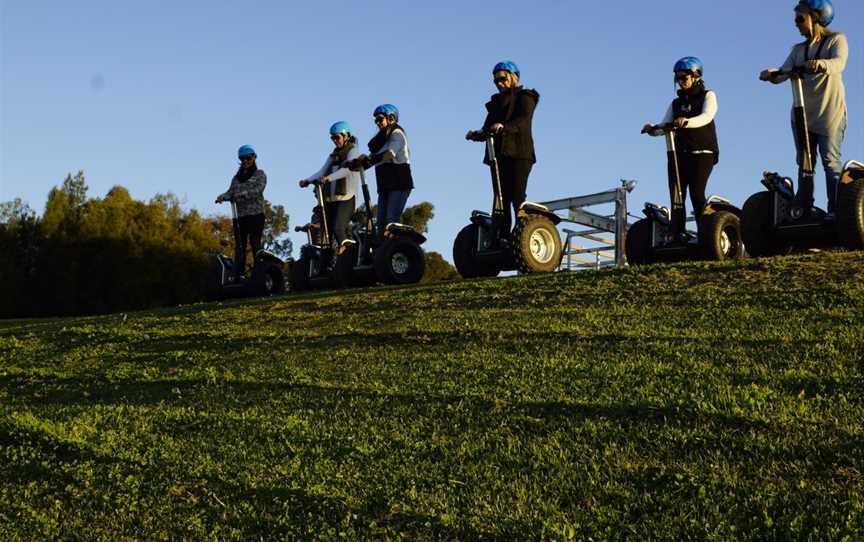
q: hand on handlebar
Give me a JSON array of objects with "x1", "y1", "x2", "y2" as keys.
[{"x1": 299, "y1": 179, "x2": 310, "y2": 188}]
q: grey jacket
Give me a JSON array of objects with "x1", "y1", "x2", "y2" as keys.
[{"x1": 219, "y1": 169, "x2": 267, "y2": 217}]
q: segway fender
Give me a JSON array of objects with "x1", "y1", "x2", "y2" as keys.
[
  {"x1": 840, "y1": 160, "x2": 864, "y2": 185},
  {"x1": 254, "y1": 249, "x2": 285, "y2": 266},
  {"x1": 517, "y1": 202, "x2": 561, "y2": 225},
  {"x1": 337, "y1": 239, "x2": 357, "y2": 255},
  {"x1": 384, "y1": 223, "x2": 427, "y2": 245},
  {"x1": 703, "y1": 196, "x2": 741, "y2": 218}
]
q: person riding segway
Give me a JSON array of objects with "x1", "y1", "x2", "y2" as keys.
[
  {"x1": 456, "y1": 61, "x2": 562, "y2": 277},
  {"x1": 627, "y1": 57, "x2": 744, "y2": 265},
  {"x1": 747, "y1": 0, "x2": 864, "y2": 253},
  {"x1": 208, "y1": 145, "x2": 285, "y2": 298}
]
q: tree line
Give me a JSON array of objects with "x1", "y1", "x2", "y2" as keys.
[{"x1": 0, "y1": 172, "x2": 456, "y2": 318}]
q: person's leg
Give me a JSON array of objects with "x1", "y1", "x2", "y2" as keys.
[
  {"x1": 496, "y1": 157, "x2": 516, "y2": 234},
  {"x1": 235, "y1": 215, "x2": 251, "y2": 277},
  {"x1": 376, "y1": 191, "x2": 390, "y2": 238},
  {"x1": 248, "y1": 213, "x2": 265, "y2": 256},
  {"x1": 386, "y1": 190, "x2": 411, "y2": 224},
  {"x1": 330, "y1": 198, "x2": 355, "y2": 244},
  {"x1": 510, "y1": 159, "x2": 532, "y2": 219},
  {"x1": 818, "y1": 115, "x2": 846, "y2": 215},
  {"x1": 792, "y1": 118, "x2": 819, "y2": 211},
  {"x1": 669, "y1": 155, "x2": 689, "y2": 237},
  {"x1": 689, "y1": 154, "x2": 713, "y2": 223}
]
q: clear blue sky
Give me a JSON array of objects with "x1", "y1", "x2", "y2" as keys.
[{"x1": 2, "y1": 1, "x2": 863, "y2": 261}]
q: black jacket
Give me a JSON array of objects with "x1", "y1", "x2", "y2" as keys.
[{"x1": 482, "y1": 88, "x2": 539, "y2": 164}]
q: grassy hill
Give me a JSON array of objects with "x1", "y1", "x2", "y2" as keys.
[{"x1": 1, "y1": 253, "x2": 863, "y2": 540}]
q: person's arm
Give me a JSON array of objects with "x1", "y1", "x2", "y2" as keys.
[
  {"x1": 816, "y1": 34, "x2": 848, "y2": 74},
  {"x1": 369, "y1": 131, "x2": 405, "y2": 165},
  {"x1": 303, "y1": 157, "x2": 332, "y2": 183},
  {"x1": 643, "y1": 105, "x2": 674, "y2": 137},
  {"x1": 216, "y1": 177, "x2": 238, "y2": 202},
  {"x1": 232, "y1": 170, "x2": 267, "y2": 200},
  {"x1": 501, "y1": 92, "x2": 536, "y2": 135},
  {"x1": 683, "y1": 91, "x2": 718, "y2": 129},
  {"x1": 324, "y1": 147, "x2": 360, "y2": 182}
]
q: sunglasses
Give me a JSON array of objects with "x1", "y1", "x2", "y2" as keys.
[
  {"x1": 795, "y1": 14, "x2": 806, "y2": 24},
  {"x1": 676, "y1": 73, "x2": 694, "y2": 81},
  {"x1": 239, "y1": 155, "x2": 255, "y2": 162},
  {"x1": 330, "y1": 134, "x2": 344, "y2": 141},
  {"x1": 494, "y1": 76, "x2": 509, "y2": 84},
  {"x1": 374, "y1": 115, "x2": 386, "y2": 123}
]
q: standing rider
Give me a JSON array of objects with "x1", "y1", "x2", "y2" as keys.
[
  {"x1": 642, "y1": 57, "x2": 720, "y2": 241},
  {"x1": 346, "y1": 104, "x2": 414, "y2": 239},
  {"x1": 759, "y1": 0, "x2": 848, "y2": 219},
  {"x1": 215, "y1": 145, "x2": 267, "y2": 281},
  {"x1": 466, "y1": 61, "x2": 540, "y2": 240},
  {"x1": 299, "y1": 121, "x2": 361, "y2": 245}
]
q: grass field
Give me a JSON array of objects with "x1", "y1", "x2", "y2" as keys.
[{"x1": 1, "y1": 253, "x2": 863, "y2": 541}]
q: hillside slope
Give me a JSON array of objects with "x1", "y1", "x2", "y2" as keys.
[{"x1": 1, "y1": 253, "x2": 863, "y2": 540}]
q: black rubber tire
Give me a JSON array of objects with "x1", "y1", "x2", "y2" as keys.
[
  {"x1": 251, "y1": 261, "x2": 285, "y2": 296},
  {"x1": 512, "y1": 214, "x2": 562, "y2": 274},
  {"x1": 837, "y1": 177, "x2": 864, "y2": 250},
  {"x1": 625, "y1": 218, "x2": 654, "y2": 266},
  {"x1": 741, "y1": 191, "x2": 787, "y2": 257},
  {"x1": 700, "y1": 211, "x2": 745, "y2": 261},
  {"x1": 333, "y1": 243, "x2": 358, "y2": 288},
  {"x1": 291, "y1": 255, "x2": 310, "y2": 292},
  {"x1": 452, "y1": 224, "x2": 501, "y2": 279},
  {"x1": 374, "y1": 237, "x2": 426, "y2": 284}
]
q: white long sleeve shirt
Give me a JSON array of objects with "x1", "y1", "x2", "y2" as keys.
[
  {"x1": 779, "y1": 32, "x2": 848, "y2": 136},
  {"x1": 302, "y1": 145, "x2": 361, "y2": 202},
  {"x1": 650, "y1": 90, "x2": 719, "y2": 136}
]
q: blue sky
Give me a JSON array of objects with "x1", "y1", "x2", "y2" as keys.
[{"x1": 2, "y1": 1, "x2": 863, "y2": 261}]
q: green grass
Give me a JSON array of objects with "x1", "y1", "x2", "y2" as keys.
[{"x1": 1, "y1": 253, "x2": 863, "y2": 541}]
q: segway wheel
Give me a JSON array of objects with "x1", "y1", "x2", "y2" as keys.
[
  {"x1": 624, "y1": 218, "x2": 654, "y2": 266},
  {"x1": 333, "y1": 243, "x2": 358, "y2": 288},
  {"x1": 837, "y1": 176, "x2": 864, "y2": 250},
  {"x1": 512, "y1": 214, "x2": 562, "y2": 274},
  {"x1": 741, "y1": 191, "x2": 788, "y2": 257},
  {"x1": 453, "y1": 224, "x2": 501, "y2": 279},
  {"x1": 374, "y1": 237, "x2": 425, "y2": 284},
  {"x1": 251, "y1": 261, "x2": 286, "y2": 296},
  {"x1": 291, "y1": 256, "x2": 310, "y2": 292},
  {"x1": 700, "y1": 211, "x2": 745, "y2": 261}
]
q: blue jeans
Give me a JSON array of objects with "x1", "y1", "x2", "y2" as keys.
[
  {"x1": 793, "y1": 115, "x2": 847, "y2": 213},
  {"x1": 376, "y1": 189, "x2": 411, "y2": 238}
]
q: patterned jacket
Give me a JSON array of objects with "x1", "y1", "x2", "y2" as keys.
[{"x1": 219, "y1": 169, "x2": 267, "y2": 217}]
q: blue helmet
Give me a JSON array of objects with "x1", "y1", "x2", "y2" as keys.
[
  {"x1": 373, "y1": 104, "x2": 399, "y2": 121},
  {"x1": 493, "y1": 60, "x2": 520, "y2": 77},
  {"x1": 797, "y1": 0, "x2": 834, "y2": 26},
  {"x1": 673, "y1": 56, "x2": 703, "y2": 76},
  {"x1": 329, "y1": 121, "x2": 352, "y2": 136},
  {"x1": 237, "y1": 144, "x2": 256, "y2": 157}
]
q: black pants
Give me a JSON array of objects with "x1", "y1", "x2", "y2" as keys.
[
  {"x1": 493, "y1": 157, "x2": 532, "y2": 234},
  {"x1": 324, "y1": 197, "x2": 355, "y2": 244},
  {"x1": 669, "y1": 153, "x2": 713, "y2": 236},
  {"x1": 235, "y1": 213, "x2": 265, "y2": 276}
]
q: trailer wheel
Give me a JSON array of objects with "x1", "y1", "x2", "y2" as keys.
[
  {"x1": 374, "y1": 237, "x2": 425, "y2": 284},
  {"x1": 700, "y1": 211, "x2": 745, "y2": 261},
  {"x1": 453, "y1": 224, "x2": 500, "y2": 278},
  {"x1": 837, "y1": 176, "x2": 864, "y2": 250},
  {"x1": 742, "y1": 191, "x2": 788, "y2": 257},
  {"x1": 512, "y1": 214, "x2": 562, "y2": 273},
  {"x1": 625, "y1": 218, "x2": 653, "y2": 266}
]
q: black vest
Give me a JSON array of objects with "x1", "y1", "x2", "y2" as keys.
[
  {"x1": 672, "y1": 84, "x2": 719, "y2": 162},
  {"x1": 370, "y1": 127, "x2": 414, "y2": 192}
]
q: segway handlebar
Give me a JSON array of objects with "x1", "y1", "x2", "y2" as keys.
[{"x1": 641, "y1": 122, "x2": 687, "y2": 135}]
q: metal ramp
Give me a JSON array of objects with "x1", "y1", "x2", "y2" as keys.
[{"x1": 541, "y1": 180, "x2": 636, "y2": 270}]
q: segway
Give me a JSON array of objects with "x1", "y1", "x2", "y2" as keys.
[
  {"x1": 333, "y1": 168, "x2": 426, "y2": 287},
  {"x1": 626, "y1": 123, "x2": 745, "y2": 265},
  {"x1": 453, "y1": 135, "x2": 562, "y2": 278},
  {"x1": 292, "y1": 179, "x2": 338, "y2": 291},
  {"x1": 206, "y1": 201, "x2": 286, "y2": 300},
  {"x1": 742, "y1": 68, "x2": 864, "y2": 256}
]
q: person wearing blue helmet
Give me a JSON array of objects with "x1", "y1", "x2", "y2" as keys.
[
  {"x1": 466, "y1": 60, "x2": 540, "y2": 237},
  {"x1": 346, "y1": 104, "x2": 414, "y2": 239},
  {"x1": 642, "y1": 57, "x2": 720, "y2": 240},
  {"x1": 215, "y1": 145, "x2": 268, "y2": 280},
  {"x1": 299, "y1": 121, "x2": 361, "y2": 244},
  {"x1": 760, "y1": 0, "x2": 848, "y2": 218}
]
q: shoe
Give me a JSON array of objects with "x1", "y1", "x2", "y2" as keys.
[{"x1": 824, "y1": 212, "x2": 836, "y2": 222}]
